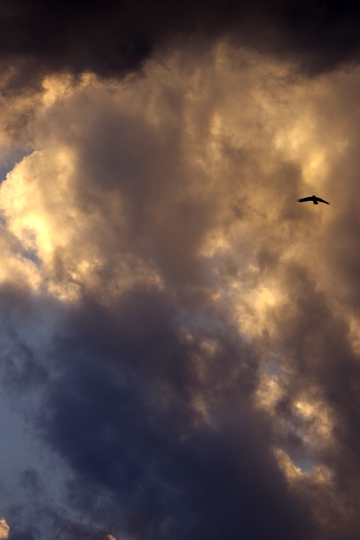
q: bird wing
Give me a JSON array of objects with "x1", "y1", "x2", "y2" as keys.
[
  {"x1": 298, "y1": 197, "x2": 313, "y2": 202},
  {"x1": 316, "y1": 197, "x2": 330, "y2": 205}
]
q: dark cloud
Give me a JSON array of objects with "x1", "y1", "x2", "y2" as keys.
[
  {"x1": 37, "y1": 286, "x2": 317, "y2": 540},
  {"x1": 1, "y1": 0, "x2": 360, "y2": 93},
  {"x1": 0, "y1": 283, "x2": 49, "y2": 393},
  {"x1": 9, "y1": 533, "x2": 35, "y2": 540},
  {"x1": 51, "y1": 520, "x2": 112, "y2": 540}
]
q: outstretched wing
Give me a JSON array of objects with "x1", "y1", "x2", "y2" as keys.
[
  {"x1": 298, "y1": 197, "x2": 313, "y2": 202},
  {"x1": 316, "y1": 197, "x2": 330, "y2": 205}
]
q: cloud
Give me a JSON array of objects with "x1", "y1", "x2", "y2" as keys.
[
  {"x1": 1, "y1": 42, "x2": 360, "y2": 539},
  {"x1": 2, "y1": 0, "x2": 360, "y2": 95},
  {"x1": 0, "y1": 519, "x2": 9, "y2": 539},
  {"x1": 31, "y1": 272, "x2": 315, "y2": 539}
]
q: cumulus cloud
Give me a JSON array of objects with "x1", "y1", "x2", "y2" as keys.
[{"x1": 1, "y1": 40, "x2": 360, "y2": 539}]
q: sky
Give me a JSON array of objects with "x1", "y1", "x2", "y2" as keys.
[{"x1": 2, "y1": 1, "x2": 360, "y2": 539}]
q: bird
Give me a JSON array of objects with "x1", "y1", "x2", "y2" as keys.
[{"x1": 298, "y1": 195, "x2": 330, "y2": 205}]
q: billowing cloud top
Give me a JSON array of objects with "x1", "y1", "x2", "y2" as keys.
[{"x1": 1, "y1": 4, "x2": 360, "y2": 540}]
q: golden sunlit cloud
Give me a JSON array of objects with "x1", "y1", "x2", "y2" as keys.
[
  {"x1": 0, "y1": 519, "x2": 9, "y2": 539},
  {"x1": 274, "y1": 448, "x2": 332, "y2": 487},
  {"x1": 0, "y1": 43, "x2": 346, "y2": 307},
  {"x1": 0, "y1": 41, "x2": 360, "y2": 538}
]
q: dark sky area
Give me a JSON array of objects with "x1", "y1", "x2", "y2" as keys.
[
  {"x1": 0, "y1": 1, "x2": 360, "y2": 539},
  {"x1": 1, "y1": 0, "x2": 360, "y2": 90}
]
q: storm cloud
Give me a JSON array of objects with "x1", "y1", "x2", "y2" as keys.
[
  {"x1": 1, "y1": 0, "x2": 360, "y2": 95},
  {"x1": 0, "y1": 6, "x2": 360, "y2": 540}
]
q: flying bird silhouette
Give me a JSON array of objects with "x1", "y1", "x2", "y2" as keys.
[{"x1": 298, "y1": 195, "x2": 330, "y2": 205}]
